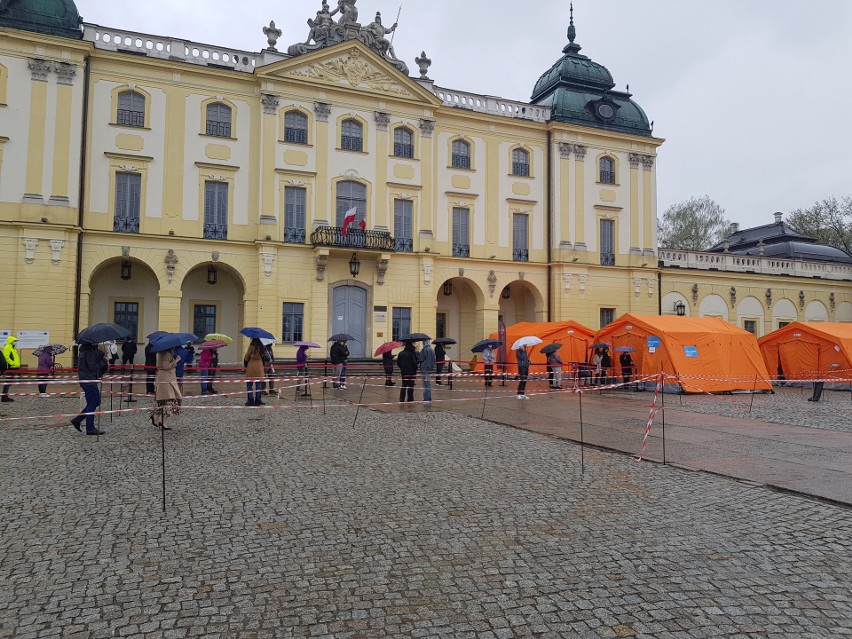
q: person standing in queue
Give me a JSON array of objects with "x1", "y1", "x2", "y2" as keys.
[
  {"x1": 397, "y1": 341, "x2": 418, "y2": 403},
  {"x1": 151, "y1": 347, "x2": 182, "y2": 430},
  {"x1": 382, "y1": 349, "x2": 396, "y2": 386},
  {"x1": 1, "y1": 335, "x2": 21, "y2": 402},
  {"x1": 419, "y1": 339, "x2": 436, "y2": 403},
  {"x1": 515, "y1": 344, "x2": 530, "y2": 399},
  {"x1": 70, "y1": 343, "x2": 108, "y2": 435},
  {"x1": 121, "y1": 337, "x2": 137, "y2": 366},
  {"x1": 296, "y1": 344, "x2": 310, "y2": 396},
  {"x1": 37, "y1": 345, "x2": 55, "y2": 398},
  {"x1": 330, "y1": 339, "x2": 349, "y2": 389},
  {"x1": 482, "y1": 344, "x2": 495, "y2": 388},
  {"x1": 434, "y1": 342, "x2": 446, "y2": 385},
  {"x1": 199, "y1": 347, "x2": 215, "y2": 394},
  {"x1": 144, "y1": 338, "x2": 157, "y2": 394},
  {"x1": 243, "y1": 338, "x2": 271, "y2": 406}
]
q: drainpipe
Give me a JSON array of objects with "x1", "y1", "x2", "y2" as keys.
[
  {"x1": 546, "y1": 130, "x2": 552, "y2": 321},
  {"x1": 657, "y1": 269, "x2": 662, "y2": 315},
  {"x1": 72, "y1": 54, "x2": 91, "y2": 364}
]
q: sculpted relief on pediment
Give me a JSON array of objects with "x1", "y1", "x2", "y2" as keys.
[{"x1": 288, "y1": 49, "x2": 413, "y2": 98}]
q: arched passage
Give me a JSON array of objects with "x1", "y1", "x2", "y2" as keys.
[
  {"x1": 498, "y1": 280, "x2": 544, "y2": 326},
  {"x1": 436, "y1": 277, "x2": 485, "y2": 353},
  {"x1": 181, "y1": 262, "x2": 245, "y2": 346},
  {"x1": 88, "y1": 258, "x2": 159, "y2": 342}
]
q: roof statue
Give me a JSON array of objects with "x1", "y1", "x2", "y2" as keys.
[{"x1": 288, "y1": 0, "x2": 409, "y2": 75}]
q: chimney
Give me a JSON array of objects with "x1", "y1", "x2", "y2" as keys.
[
  {"x1": 729, "y1": 222, "x2": 739, "y2": 235},
  {"x1": 774, "y1": 211, "x2": 783, "y2": 224}
]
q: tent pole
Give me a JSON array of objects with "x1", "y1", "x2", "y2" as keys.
[
  {"x1": 660, "y1": 370, "x2": 666, "y2": 465},
  {"x1": 749, "y1": 375, "x2": 758, "y2": 417},
  {"x1": 578, "y1": 389, "x2": 584, "y2": 473}
]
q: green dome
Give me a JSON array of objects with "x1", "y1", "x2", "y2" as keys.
[
  {"x1": 0, "y1": 0, "x2": 83, "y2": 39},
  {"x1": 531, "y1": 12, "x2": 651, "y2": 137}
]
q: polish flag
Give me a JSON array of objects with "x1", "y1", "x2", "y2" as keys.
[{"x1": 341, "y1": 207, "x2": 357, "y2": 235}]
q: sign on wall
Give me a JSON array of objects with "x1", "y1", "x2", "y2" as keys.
[{"x1": 16, "y1": 331, "x2": 50, "y2": 349}]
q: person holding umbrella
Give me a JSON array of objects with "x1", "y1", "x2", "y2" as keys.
[
  {"x1": 397, "y1": 341, "x2": 418, "y2": 402},
  {"x1": 121, "y1": 337, "x2": 137, "y2": 366},
  {"x1": 419, "y1": 339, "x2": 436, "y2": 403},
  {"x1": 152, "y1": 347, "x2": 182, "y2": 431},
  {"x1": 330, "y1": 338, "x2": 349, "y2": 389},
  {"x1": 515, "y1": 344, "x2": 531, "y2": 399},
  {"x1": 37, "y1": 345, "x2": 55, "y2": 397},
  {"x1": 618, "y1": 348, "x2": 636, "y2": 388},
  {"x1": 70, "y1": 343, "x2": 108, "y2": 435},
  {"x1": 243, "y1": 338, "x2": 271, "y2": 406},
  {"x1": 296, "y1": 343, "x2": 310, "y2": 395},
  {"x1": 547, "y1": 348, "x2": 564, "y2": 390},
  {"x1": 434, "y1": 341, "x2": 446, "y2": 385},
  {"x1": 198, "y1": 346, "x2": 217, "y2": 394},
  {"x1": 144, "y1": 336, "x2": 158, "y2": 394},
  {"x1": 482, "y1": 343, "x2": 495, "y2": 387}
]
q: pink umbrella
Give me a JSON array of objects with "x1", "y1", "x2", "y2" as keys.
[
  {"x1": 198, "y1": 340, "x2": 228, "y2": 350},
  {"x1": 374, "y1": 341, "x2": 404, "y2": 356}
]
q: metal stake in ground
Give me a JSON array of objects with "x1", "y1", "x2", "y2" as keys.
[
  {"x1": 160, "y1": 423, "x2": 167, "y2": 513},
  {"x1": 351, "y1": 377, "x2": 367, "y2": 429},
  {"x1": 578, "y1": 389, "x2": 584, "y2": 473},
  {"x1": 480, "y1": 381, "x2": 488, "y2": 420},
  {"x1": 661, "y1": 370, "x2": 667, "y2": 465}
]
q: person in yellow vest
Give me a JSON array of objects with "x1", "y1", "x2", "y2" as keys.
[{"x1": 1, "y1": 335, "x2": 21, "y2": 402}]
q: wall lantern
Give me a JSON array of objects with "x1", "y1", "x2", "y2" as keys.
[
  {"x1": 207, "y1": 264, "x2": 218, "y2": 285},
  {"x1": 674, "y1": 300, "x2": 686, "y2": 316},
  {"x1": 443, "y1": 281, "x2": 452, "y2": 296},
  {"x1": 501, "y1": 286, "x2": 511, "y2": 299},
  {"x1": 349, "y1": 252, "x2": 360, "y2": 277},
  {"x1": 120, "y1": 259, "x2": 132, "y2": 280}
]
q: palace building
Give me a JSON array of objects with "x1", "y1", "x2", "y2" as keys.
[{"x1": 0, "y1": 1, "x2": 847, "y2": 365}]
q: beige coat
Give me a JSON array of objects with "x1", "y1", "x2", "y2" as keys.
[
  {"x1": 155, "y1": 350, "x2": 182, "y2": 401},
  {"x1": 244, "y1": 346, "x2": 269, "y2": 380}
]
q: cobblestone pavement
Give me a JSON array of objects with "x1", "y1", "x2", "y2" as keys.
[{"x1": 1, "y1": 395, "x2": 852, "y2": 638}]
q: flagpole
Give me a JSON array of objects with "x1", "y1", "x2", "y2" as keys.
[{"x1": 390, "y1": 5, "x2": 402, "y2": 44}]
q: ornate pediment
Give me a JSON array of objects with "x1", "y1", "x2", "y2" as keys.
[{"x1": 285, "y1": 47, "x2": 414, "y2": 98}]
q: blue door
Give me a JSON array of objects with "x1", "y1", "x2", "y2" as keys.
[{"x1": 332, "y1": 286, "x2": 367, "y2": 357}]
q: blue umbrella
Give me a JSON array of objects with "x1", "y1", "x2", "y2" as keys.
[
  {"x1": 471, "y1": 338, "x2": 502, "y2": 353},
  {"x1": 150, "y1": 332, "x2": 197, "y2": 353},
  {"x1": 146, "y1": 330, "x2": 167, "y2": 340},
  {"x1": 77, "y1": 322, "x2": 130, "y2": 345},
  {"x1": 241, "y1": 327, "x2": 275, "y2": 340}
]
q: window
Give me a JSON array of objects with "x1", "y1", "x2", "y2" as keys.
[
  {"x1": 203, "y1": 181, "x2": 228, "y2": 239},
  {"x1": 117, "y1": 90, "x2": 145, "y2": 127},
  {"x1": 600, "y1": 219, "x2": 615, "y2": 265},
  {"x1": 778, "y1": 321, "x2": 791, "y2": 329},
  {"x1": 600, "y1": 308, "x2": 615, "y2": 328},
  {"x1": 205, "y1": 102, "x2": 232, "y2": 137},
  {"x1": 512, "y1": 148, "x2": 530, "y2": 177},
  {"x1": 599, "y1": 156, "x2": 615, "y2": 184},
  {"x1": 193, "y1": 305, "x2": 217, "y2": 338},
  {"x1": 114, "y1": 172, "x2": 141, "y2": 233},
  {"x1": 393, "y1": 199, "x2": 413, "y2": 252},
  {"x1": 284, "y1": 111, "x2": 308, "y2": 144},
  {"x1": 513, "y1": 213, "x2": 529, "y2": 262},
  {"x1": 113, "y1": 302, "x2": 139, "y2": 341},
  {"x1": 341, "y1": 118, "x2": 363, "y2": 151},
  {"x1": 284, "y1": 186, "x2": 306, "y2": 243},
  {"x1": 392, "y1": 307, "x2": 411, "y2": 342},
  {"x1": 336, "y1": 180, "x2": 366, "y2": 227},
  {"x1": 393, "y1": 127, "x2": 414, "y2": 158},
  {"x1": 435, "y1": 313, "x2": 447, "y2": 340},
  {"x1": 452, "y1": 207, "x2": 470, "y2": 257},
  {"x1": 744, "y1": 320, "x2": 757, "y2": 335},
  {"x1": 451, "y1": 139, "x2": 471, "y2": 169},
  {"x1": 282, "y1": 303, "x2": 304, "y2": 343}
]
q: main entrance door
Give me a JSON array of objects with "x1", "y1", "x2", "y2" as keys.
[{"x1": 332, "y1": 285, "x2": 367, "y2": 357}]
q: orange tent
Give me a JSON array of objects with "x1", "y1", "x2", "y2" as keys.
[
  {"x1": 594, "y1": 314, "x2": 772, "y2": 393},
  {"x1": 758, "y1": 322, "x2": 852, "y2": 383},
  {"x1": 474, "y1": 321, "x2": 595, "y2": 375}
]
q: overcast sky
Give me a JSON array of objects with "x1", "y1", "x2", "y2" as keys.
[{"x1": 74, "y1": 0, "x2": 852, "y2": 229}]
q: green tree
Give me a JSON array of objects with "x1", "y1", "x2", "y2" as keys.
[
  {"x1": 786, "y1": 196, "x2": 852, "y2": 254},
  {"x1": 658, "y1": 195, "x2": 730, "y2": 250}
]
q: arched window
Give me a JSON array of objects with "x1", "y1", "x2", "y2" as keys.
[
  {"x1": 336, "y1": 180, "x2": 366, "y2": 227},
  {"x1": 117, "y1": 90, "x2": 145, "y2": 127},
  {"x1": 284, "y1": 110, "x2": 308, "y2": 144},
  {"x1": 341, "y1": 119, "x2": 363, "y2": 151},
  {"x1": 599, "y1": 156, "x2": 615, "y2": 184},
  {"x1": 205, "y1": 102, "x2": 232, "y2": 137},
  {"x1": 512, "y1": 148, "x2": 530, "y2": 176},
  {"x1": 451, "y1": 139, "x2": 470, "y2": 169},
  {"x1": 393, "y1": 127, "x2": 413, "y2": 158}
]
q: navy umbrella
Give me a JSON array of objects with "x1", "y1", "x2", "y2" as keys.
[
  {"x1": 150, "y1": 332, "x2": 198, "y2": 354},
  {"x1": 146, "y1": 330, "x2": 167, "y2": 341},
  {"x1": 328, "y1": 333, "x2": 356, "y2": 342},
  {"x1": 76, "y1": 322, "x2": 130, "y2": 345},
  {"x1": 471, "y1": 338, "x2": 501, "y2": 353},
  {"x1": 240, "y1": 327, "x2": 275, "y2": 340}
]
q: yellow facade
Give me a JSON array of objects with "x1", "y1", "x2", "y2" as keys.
[{"x1": 6, "y1": 12, "x2": 843, "y2": 368}]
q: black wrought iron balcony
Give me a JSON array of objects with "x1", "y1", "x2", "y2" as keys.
[
  {"x1": 114, "y1": 216, "x2": 139, "y2": 233},
  {"x1": 512, "y1": 248, "x2": 529, "y2": 262},
  {"x1": 311, "y1": 226, "x2": 396, "y2": 251},
  {"x1": 600, "y1": 252, "x2": 615, "y2": 266},
  {"x1": 394, "y1": 237, "x2": 413, "y2": 252},
  {"x1": 204, "y1": 222, "x2": 228, "y2": 240},
  {"x1": 283, "y1": 227, "x2": 306, "y2": 244},
  {"x1": 453, "y1": 243, "x2": 470, "y2": 257}
]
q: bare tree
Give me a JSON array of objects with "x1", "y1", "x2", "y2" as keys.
[
  {"x1": 658, "y1": 195, "x2": 730, "y2": 250},
  {"x1": 787, "y1": 196, "x2": 852, "y2": 254}
]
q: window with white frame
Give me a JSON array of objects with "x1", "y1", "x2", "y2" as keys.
[
  {"x1": 393, "y1": 199, "x2": 413, "y2": 252},
  {"x1": 393, "y1": 127, "x2": 414, "y2": 158},
  {"x1": 451, "y1": 139, "x2": 471, "y2": 169},
  {"x1": 114, "y1": 172, "x2": 141, "y2": 233},
  {"x1": 284, "y1": 186, "x2": 306, "y2": 243},
  {"x1": 205, "y1": 103, "x2": 232, "y2": 137},
  {"x1": 513, "y1": 213, "x2": 529, "y2": 262},
  {"x1": 117, "y1": 90, "x2": 145, "y2": 127},
  {"x1": 452, "y1": 207, "x2": 470, "y2": 257},
  {"x1": 512, "y1": 148, "x2": 530, "y2": 176},
  {"x1": 284, "y1": 111, "x2": 308, "y2": 144},
  {"x1": 341, "y1": 119, "x2": 363, "y2": 151},
  {"x1": 203, "y1": 181, "x2": 228, "y2": 239}
]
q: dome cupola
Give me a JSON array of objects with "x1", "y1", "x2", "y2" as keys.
[
  {"x1": 0, "y1": 0, "x2": 83, "y2": 39},
  {"x1": 531, "y1": 4, "x2": 651, "y2": 136}
]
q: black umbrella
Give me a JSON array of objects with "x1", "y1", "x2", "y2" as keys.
[
  {"x1": 432, "y1": 337, "x2": 457, "y2": 345},
  {"x1": 328, "y1": 333, "x2": 356, "y2": 342},
  {"x1": 402, "y1": 332, "x2": 431, "y2": 342},
  {"x1": 540, "y1": 343, "x2": 563, "y2": 354},
  {"x1": 77, "y1": 322, "x2": 130, "y2": 345},
  {"x1": 471, "y1": 338, "x2": 501, "y2": 353},
  {"x1": 589, "y1": 342, "x2": 611, "y2": 349}
]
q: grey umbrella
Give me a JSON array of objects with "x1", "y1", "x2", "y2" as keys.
[
  {"x1": 402, "y1": 332, "x2": 431, "y2": 341},
  {"x1": 328, "y1": 333, "x2": 356, "y2": 342},
  {"x1": 540, "y1": 343, "x2": 563, "y2": 354}
]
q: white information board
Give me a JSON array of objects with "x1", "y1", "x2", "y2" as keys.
[
  {"x1": 0, "y1": 330, "x2": 10, "y2": 342},
  {"x1": 16, "y1": 330, "x2": 50, "y2": 349}
]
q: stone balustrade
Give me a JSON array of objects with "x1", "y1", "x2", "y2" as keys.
[
  {"x1": 659, "y1": 249, "x2": 852, "y2": 281},
  {"x1": 433, "y1": 87, "x2": 551, "y2": 123},
  {"x1": 83, "y1": 24, "x2": 258, "y2": 73}
]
